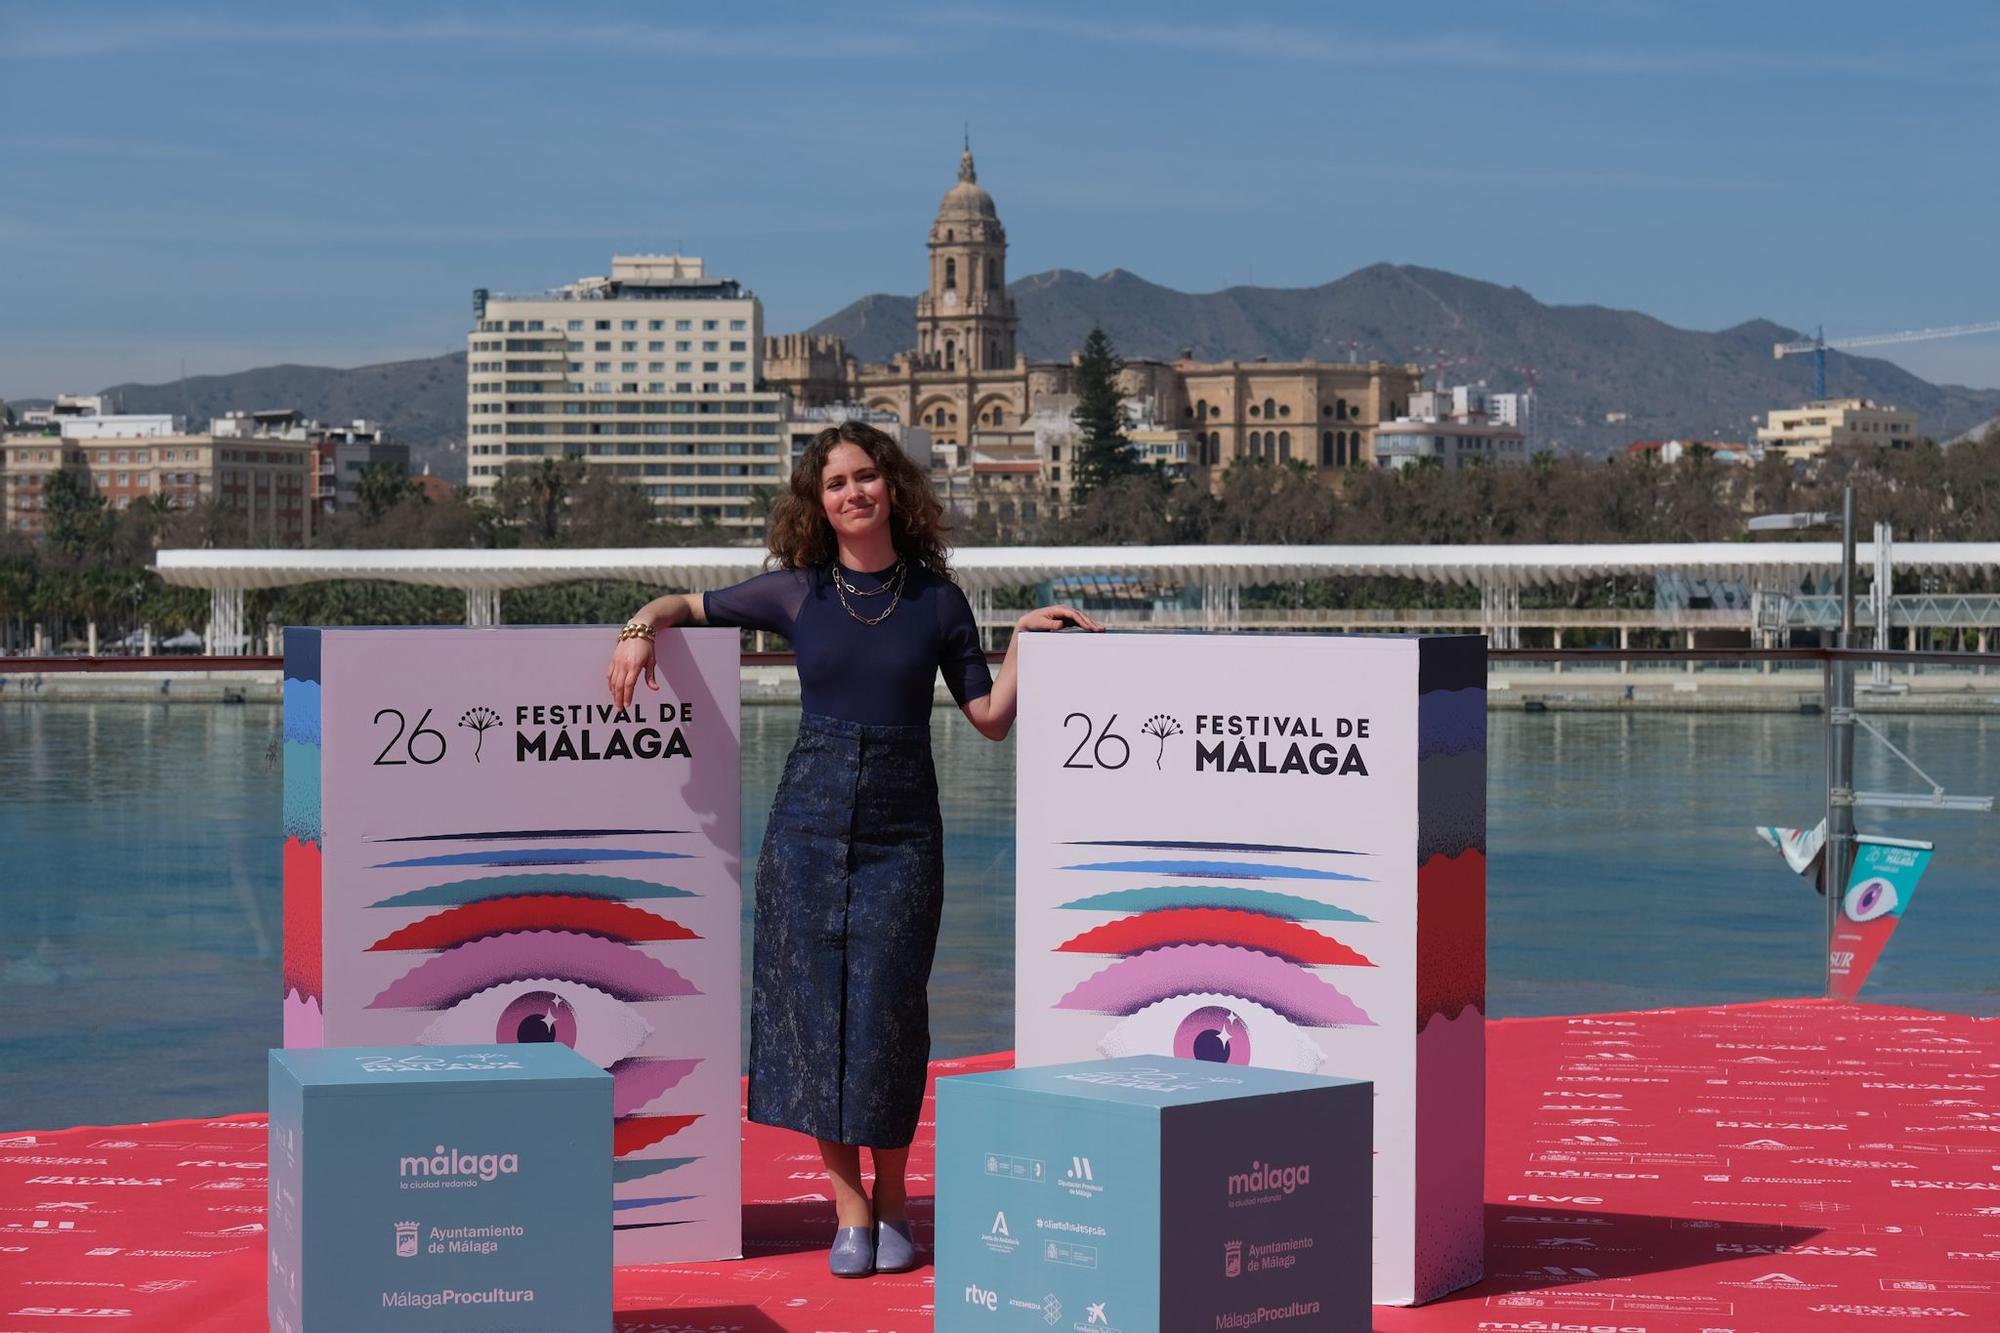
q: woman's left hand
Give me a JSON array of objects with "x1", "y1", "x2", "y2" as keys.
[{"x1": 1016, "y1": 604, "x2": 1103, "y2": 633}]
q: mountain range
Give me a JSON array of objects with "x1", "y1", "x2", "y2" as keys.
[
  {"x1": 12, "y1": 353, "x2": 471, "y2": 481},
  {"x1": 15, "y1": 264, "x2": 1999, "y2": 477},
  {"x1": 810, "y1": 264, "x2": 2000, "y2": 454}
]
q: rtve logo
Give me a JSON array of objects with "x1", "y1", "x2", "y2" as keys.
[
  {"x1": 963, "y1": 1283, "x2": 998, "y2": 1312},
  {"x1": 10, "y1": 1311, "x2": 133, "y2": 1321}
]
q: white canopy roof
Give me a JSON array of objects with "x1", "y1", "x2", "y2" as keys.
[{"x1": 154, "y1": 543, "x2": 2000, "y2": 593}]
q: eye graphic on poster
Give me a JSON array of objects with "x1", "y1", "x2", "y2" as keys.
[
  {"x1": 1057, "y1": 942, "x2": 1372, "y2": 1024},
  {"x1": 1048, "y1": 837, "x2": 1377, "y2": 1074},
  {"x1": 615, "y1": 1155, "x2": 698, "y2": 1186},
  {"x1": 370, "y1": 888, "x2": 712, "y2": 1112},
  {"x1": 369, "y1": 846, "x2": 692, "y2": 870},
  {"x1": 1099, "y1": 994, "x2": 1330, "y2": 1072},
  {"x1": 362, "y1": 841, "x2": 713, "y2": 1215},
  {"x1": 1054, "y1": 884, "x2": 1374, "y2": 924},
  {"x1": 1057, "y1": 907, "x2": 1375, "y2": 967},
  {"x1": 365, "y1": 870, "x2": 699, "y2": 911},
  {"x1": 411, "y1": 980, "x2": 654, "y2": 1067},
  {"x1": 1057, "y1": 856, "x2": 1369, "y2": 883},
  {"x1": 365, "y1": 926, "x2": 700, "y2": 1010},
  {"x1": 365, "y1": 890, "x2": 700, "y2": 949},
  {"x1": 1843, "y1": 875, "x2": 1900, "y2": 922}
]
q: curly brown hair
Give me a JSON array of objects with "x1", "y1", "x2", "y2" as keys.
[{"x1": 765, "y1": 420, "x2": 952, "y2": 577}]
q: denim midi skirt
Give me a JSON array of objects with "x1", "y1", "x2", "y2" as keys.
[{"x1": 747, "y1": 712, "x2": 944, "y2": 1147}]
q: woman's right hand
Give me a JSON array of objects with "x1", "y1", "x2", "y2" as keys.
[{"x1": 608, "y1": 635, "x2": 658, "y2": 710}]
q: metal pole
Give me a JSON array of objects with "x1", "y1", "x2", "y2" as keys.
[
  {"x1": 1825, "y1": 485, "x2": 1857, "y2": 996},
  {"x1": 1871, "y1": 521, "x2": 1892, "y2": 692},
  {"x1": 1840, "y1": 485, "x2": 1855, "y2": 643}
]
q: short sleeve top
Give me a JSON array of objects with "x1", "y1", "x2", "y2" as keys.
[{"x1": 703, "y1": 563, "x2": 993, "y2": 726}]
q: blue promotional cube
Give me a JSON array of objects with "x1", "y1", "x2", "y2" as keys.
[
  {"x1": 936, "y1": 1056, "x2": 1371, "y2": 1332},
  {"x1": 268, "y1": 1044, "x2": 611, "y2": 1333}
]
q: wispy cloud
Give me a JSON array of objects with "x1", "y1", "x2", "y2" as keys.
[
  {"x1": 7, "y1": 134, "x2": 220, "y2": 162},
  {"x1": 0, "y1": 209, "x2": 892, "y2": 249},
  {"x1": 925, "y1": 10, "x2": 1961, "y2": 79},
  {"x1": 2, "y1": 13, "x2": 932, "y2": 61}
]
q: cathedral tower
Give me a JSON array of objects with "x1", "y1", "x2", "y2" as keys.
[{"x1": 915, "y1": 145, "x2": 1017, "y2": 373}]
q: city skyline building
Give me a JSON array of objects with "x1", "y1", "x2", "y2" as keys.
[
  {"x1": 1374, "y1": 383, "x2": 1531, "y2": 471},
  {"x1": 466, "y1": 254, "x2": 785, "y2": 532},
  {"x1": 1489, "y1": 390, "x2": 1536, "y2": 450},
  {"x1": 784, "y1": 402, "x2": 933, "y2": 476},
  {"x1": 210, "y1": 409, "x2": 407, "y2": 515},
  {"x1": 1755, "y1": 397, "x2": 1918, "y2": 459},
  {"x1": 764, "y1": 149, "x2": 1425, "y2": 508},
  {"x1": 2, "y1": 408, "x2": 315, "y2": 543}
]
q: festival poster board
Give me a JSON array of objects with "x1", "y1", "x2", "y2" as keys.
[
  {"x1": 1013, "y1": 631, "x2": 1485, "y2": 1306},
  {"x1": 282, "y1": 626, "x2": 742, "y2": 1264}
]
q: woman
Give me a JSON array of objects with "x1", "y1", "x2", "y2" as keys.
[{"x1": 606, "y1": 420, "x2": 1099, "y2": 1277}]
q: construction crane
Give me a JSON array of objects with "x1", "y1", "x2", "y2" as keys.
[{"x1": 1774, "y1": 320, "x2": 2000, "y2": 400}]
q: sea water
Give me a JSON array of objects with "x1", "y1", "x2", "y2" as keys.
[{"x1": 4, "y1": 701, "x2": 1998, "y2": 1130}]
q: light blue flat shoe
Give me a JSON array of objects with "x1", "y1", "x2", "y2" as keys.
[
  {"x1": 829, "y1": 1224, "x2": 874, "y2": 1278},
  {"x1": 874, "y1": 1218, "x2": 917, "y2": 1273}
]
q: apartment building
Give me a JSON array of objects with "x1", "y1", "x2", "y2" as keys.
[
  {"x1": 466, "y1": 255, "x2": 785, "y2": 532},
  {"x1": 1755, "y1": 398, "x2": 1918, "y2": 458},
  {"x1": 211, "y1": 409, "x2": 408, "y2": 514},
  {"x1": 3, "y1": 411, "x2": 314, "y2": 542},
  {"x1": 784, "y1": 403, "x2": 933, "y2": 476}
]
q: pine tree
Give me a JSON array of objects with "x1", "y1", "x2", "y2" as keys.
[
  {"x1": 1070, "y1": 326, "x2": 1138, "y2": 500},
  {"x1": 42, "y1": 469, "x2": 111, "y2": 558}
]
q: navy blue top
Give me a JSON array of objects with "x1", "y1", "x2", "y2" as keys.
[{"x1": 703, "y1": 563, "x2": 993, "y2": 726}]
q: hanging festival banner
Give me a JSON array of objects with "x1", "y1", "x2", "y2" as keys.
[
  {"x1": 1829, "y1": 834, "x2": 1934, "y2": 1001},
  {"x1": 283, "y1": 626, "x2": 742, "y2": 1264},
  {"x1": 1012, "y1": 631, "x2": 1486, "y2": 1306}
]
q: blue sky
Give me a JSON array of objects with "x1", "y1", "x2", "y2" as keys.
[{"x1": 4, "y1": 1, "x2": 1998, "y2": 397}]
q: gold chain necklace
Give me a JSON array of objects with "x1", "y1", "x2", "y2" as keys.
[{"x1": 833, "y1": 561, "x2": 906, "y2": 625}]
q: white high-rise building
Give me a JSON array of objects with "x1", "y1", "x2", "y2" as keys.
[
  {"x1": 466, "y1": 255, "x2": 784, "y2": 531},
  {"x1": 1375, "y1": 381, "x2": 1529, "y2": 471},
  {"x1": 1490, "y1": 391, "x2": 1536, "y2": 449}
]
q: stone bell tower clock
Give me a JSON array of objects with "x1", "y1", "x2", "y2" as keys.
[{"x1": 915, "y1": 143, "x2": 1017, "y2": 373}]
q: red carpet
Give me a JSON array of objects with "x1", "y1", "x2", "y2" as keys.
[{"x1": 5, "y1": 1000, "x2": 1998, "y2": 1331}]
